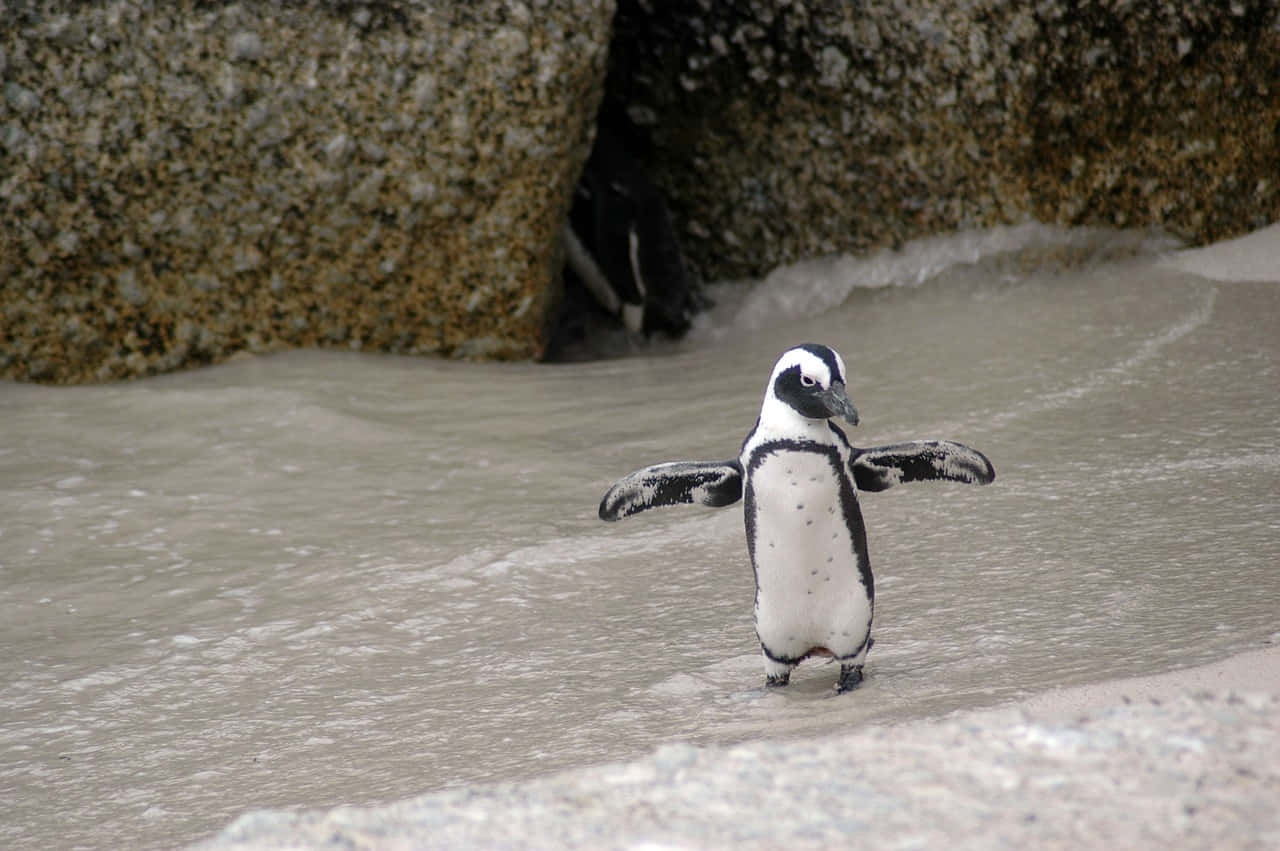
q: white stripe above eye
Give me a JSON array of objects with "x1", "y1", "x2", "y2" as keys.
[{"x1": 770, "y1": 350, "x2": 833, "y2": 389}]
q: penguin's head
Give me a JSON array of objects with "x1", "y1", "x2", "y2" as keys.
[{"x1": 766, "y1": 343, "x2": 860, "y2": 425}]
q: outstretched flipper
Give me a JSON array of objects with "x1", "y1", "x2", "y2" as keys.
[
  {"x1": 851, "y1": 441, "x2": 995, "y2": 492},
  {"x1": 599, "y1": 460, "x2": 743, "y2": 521}
]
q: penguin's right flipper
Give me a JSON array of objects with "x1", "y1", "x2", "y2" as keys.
[
  {"x1": 599, "y1": 460, "x2": 743, "y2": 521},
  {"x1": 850, "y1": 441, "x2": 995, "y2": 492}
]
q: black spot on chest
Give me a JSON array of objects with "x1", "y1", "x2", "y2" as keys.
[{"x1": 743, "y1": 439, "x2": 875, "y2": 603}]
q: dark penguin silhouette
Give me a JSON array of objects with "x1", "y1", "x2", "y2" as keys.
[
  {"x1": 550, "y1": 131, "x2": 705, "y2": 358},
  {"x1": 599, "y1": 344, "x2": 995, "y2": 693}
]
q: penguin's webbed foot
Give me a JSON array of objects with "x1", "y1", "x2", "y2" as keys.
[{"x1": 835, "y1": 664, "x2": 864, "y2": 694}]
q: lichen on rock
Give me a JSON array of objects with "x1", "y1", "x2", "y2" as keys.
[{"x1": 0, "y1": 0, "x2": 612, "y2": 383}]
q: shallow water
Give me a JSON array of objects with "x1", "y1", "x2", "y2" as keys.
[{"x1": 3, "y1": 226, "x2": 1279, "y2": 849}]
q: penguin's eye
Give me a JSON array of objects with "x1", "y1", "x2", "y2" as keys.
[{"x1": 800, "y1": 374, "x2": 817, "y2": 388}]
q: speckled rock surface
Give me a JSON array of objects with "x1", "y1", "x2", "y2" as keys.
[
  {"x1": 604, "y1": 0, "x2": 1280, "y2": 281},
  {"x1": 195, "y1": 689, "x2": 1280, "y2": 850},
  {"x1": 1, "y1": 0, "x2": 611, "y2": 383}
]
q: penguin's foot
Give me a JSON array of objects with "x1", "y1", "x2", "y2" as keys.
[
  {"x1": 835, "y1": 664, "x2": 864, "y2": 694},
  {"x1": 762, "y1": 651, "x2": 795, "y2": 688}
]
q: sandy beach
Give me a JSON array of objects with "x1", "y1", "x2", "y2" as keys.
[
  {"x1": 196, "y1": 231, "x2": 1280, "y2": 850},
  {"x1": 194, "y1": 229, "x2": 1280, "y2": 844},
  {"x1": 1016, "y1": 643, "x2": 1280, "y2": 720},
  {"x1": 196, "y1": 643, "x2": 1280, "y2": 849}
]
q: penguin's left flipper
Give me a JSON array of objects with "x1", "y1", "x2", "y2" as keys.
[
  {"x1": 599, "y1": 460, "x2": 743, "y2": 521},
  {"x1": 851, "y1": 441, "x2": 995, "y2": 493}
]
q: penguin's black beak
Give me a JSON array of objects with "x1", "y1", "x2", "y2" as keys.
[{"x1": 820, "y1": 381, "x2": 859, "y2": 426}]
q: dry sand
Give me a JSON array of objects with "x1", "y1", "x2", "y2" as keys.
[
  {"x1": 1161, "y1": 222, "x2": 1280, "y2": 284},
  {"x1": 1017, "y1": 644, "x2": 1280, "y2": 720}
]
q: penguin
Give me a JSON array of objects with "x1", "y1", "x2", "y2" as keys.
[
  {"x1": 598, "y1": 343, "x2": 995, "y2": 693},
  {"x1": 550, "y1": 130, "x2": 707, "y2": 361}
]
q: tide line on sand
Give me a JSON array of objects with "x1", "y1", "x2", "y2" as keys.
[{"x1": 196, "y1": 645, "x2": 1280, "y2": 850}]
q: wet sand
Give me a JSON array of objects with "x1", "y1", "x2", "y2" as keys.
[{"x1": 196, "y1": 644, "x2": 1280, "y2": 849}]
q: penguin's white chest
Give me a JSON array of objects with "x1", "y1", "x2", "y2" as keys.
[{"x1": 747, "y1": 448, "x2": 871, "y2": 660}]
